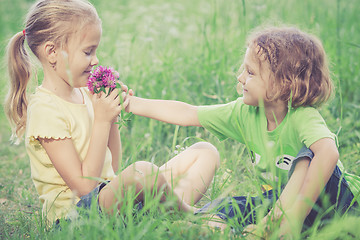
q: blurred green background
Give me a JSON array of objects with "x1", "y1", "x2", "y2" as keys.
[{"x1": 1, "y1": 0, "x2": 359, "y2": 239}]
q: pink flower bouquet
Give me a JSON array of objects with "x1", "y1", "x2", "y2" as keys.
[
  {"x1": 87, "y1": 65, "x2": 119, "y2": 94},
  {"x1": 87, "y1": 65, "x2": 133, "y2": 127}
]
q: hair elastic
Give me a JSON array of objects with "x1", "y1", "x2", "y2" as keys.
[{"x1": 22, "y1": 29, "x2": 26, "y2": 36}]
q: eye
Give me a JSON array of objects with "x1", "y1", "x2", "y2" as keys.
[
  {"x1": 84, "y1": 51, "x2": 91, "y2": 56},
  {"x1": 247, "y1": 69, "x2": 254, "y2": 76}
]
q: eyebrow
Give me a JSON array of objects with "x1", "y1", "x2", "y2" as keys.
[
  {"x1": 244, "y1": 64, "x2": 252, "y2": 71},
  {"x1": 83, "y1": 44, "x2": 99, "y2": 50}
]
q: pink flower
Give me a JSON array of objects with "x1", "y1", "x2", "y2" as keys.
[{"x1": 87, "y1": 66, "x2": 120, "y2": 94}]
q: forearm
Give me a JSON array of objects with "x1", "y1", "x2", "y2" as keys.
[
  {"x1": 291, "y1": 139, "x2": 339, "y2": 221},
  {"x1": 293, "y1": 155, "x2": 338, "y2": 220},
  {"x1": 127, "y1": 96, "x2": 201, "y2": 126},
  {"x1": 271, "y1": 159, "x2": 310, "y2": 217},
  {"x1": 82, "y1": 121, "x2": 112, "y2": 180},
  {"x1": 108, "y1": 122, "x2": 121, "y2": 173}
]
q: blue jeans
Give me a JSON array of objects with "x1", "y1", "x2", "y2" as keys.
[
  {"x1": 55, "y1": 182, "x2": 109, "y2": 228},
  {"x1": 76, "y1": 181, "x2": 109, "y2": 211},
  {"x1": 55, "y1": 181, "x2": 144, "y2": 227},
  {"x1": 196, "y1": 147, "x2": 358, "y2": 228},
  {"x1": 76, "y1": 181, "x2": 143, "y2": 214}
]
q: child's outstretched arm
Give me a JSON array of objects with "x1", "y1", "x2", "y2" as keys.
[{"x1": 127, "y1": 96, "x2": 202, "y2": 127}]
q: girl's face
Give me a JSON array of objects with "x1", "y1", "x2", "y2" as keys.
[
  {"x1": 57, "y1": 23, "x2": 102, "y2": 88},
  {"x1": 237, "y1": 47, "x2": 274, "y2": 106}
]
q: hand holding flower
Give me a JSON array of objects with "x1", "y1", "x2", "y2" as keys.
[
  {"x1": 90, "y1": 88, "x2": 122, "y2": 124},
  {"x1": 87, "y1": 65, "x2": 133, "y2": 128}
]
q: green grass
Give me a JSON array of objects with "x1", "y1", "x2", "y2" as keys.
[{"x1": 1, "y1": 0, "x2": 360, "y2": 239}]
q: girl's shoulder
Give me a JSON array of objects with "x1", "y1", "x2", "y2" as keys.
[
  {"x1": 28, "y1": 86, "x2": 61, "y2": 112},
  {"x1": 29, "y1": 86, "x2": 55, "y2": 101},
  {"x1": 29, "y1": 86, "x2": 91, "y2": 109}
]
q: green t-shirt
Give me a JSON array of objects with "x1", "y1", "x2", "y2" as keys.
[{"x1": 198, "y1": 98, "x2": 336, "y2": 186}]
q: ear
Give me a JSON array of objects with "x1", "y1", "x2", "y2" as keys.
[
  {"x1": 266, "y1": 75, "x2": 277, "y2": 99},
  {"x1": 44, "y1": 41, "x2": 58, "y2": 64}
]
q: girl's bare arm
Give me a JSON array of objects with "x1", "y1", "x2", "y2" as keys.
[
  {"x1": 108, "y1": 121, "x2": 121, "y2": 173},
  {"x1": 40, "y1": 90, "x2": 124, "y2": 196}
]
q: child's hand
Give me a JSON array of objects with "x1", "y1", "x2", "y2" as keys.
[
  {"x1": 118, "y1": 81, "x2": 134, "y2": 96},
  {"x1": 91, "y1": 88, "x2": 122, "y2": 124},
  {"x1": 117, "y1": 82, "x2": 134, "y2": 113},
  {"x1": 119, "y1": 90, "x2": 131, "y2": 112}
]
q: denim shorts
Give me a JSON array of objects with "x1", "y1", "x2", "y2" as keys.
[
  {"x1": 76, "y1": 181, "x2": 109, "y2": 212},
  {"x1": 75, "y1": 181, "x2": 144, "y2": 214},
  {"x1": 196, "y1": 147, "x2": 358, "y2": 228}
]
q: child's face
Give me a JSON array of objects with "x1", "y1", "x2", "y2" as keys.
[
  {"x1": 237, "y1": 47, "x2": 274, "y2": 106},
  {"x1": 57, "y1": 23, "x2": 102, "y2": 88}
]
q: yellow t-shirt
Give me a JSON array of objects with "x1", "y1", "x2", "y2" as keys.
[{"x1": 25, "y1": 86, "x2": 116, "y2": 224}]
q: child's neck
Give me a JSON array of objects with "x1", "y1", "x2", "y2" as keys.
[
  {"x1": 42, "y1": 75, "x2": 83, "y2": 104},
  {"x1": 264, "y1": 101, "x2": 288, "y2": 131}
]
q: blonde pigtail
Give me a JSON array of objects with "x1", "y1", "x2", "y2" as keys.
[{"x1": 4, "y1": 31, "x2": 32, "y2": 143}]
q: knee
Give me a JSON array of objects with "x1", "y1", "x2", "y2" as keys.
[
  {"x1": 133, "y1": 161, "x2": 159, "y2": 177},
  {"x1": 133, "y1": 161, "x2": 167, "y2": 188},
  {"x1": 192, "y1": 142, "x2": 220, "y2": 169}
]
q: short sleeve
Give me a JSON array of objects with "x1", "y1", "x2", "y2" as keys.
[
  {"x1": 292, "y1": 107, "x2": 336, "y2": 148},
  {"x1": 26, "y1": 95, "x2": 71, "y2": 147},
  {"x1": 197, "y1": 99, "x2": 246, "y2": 143}
]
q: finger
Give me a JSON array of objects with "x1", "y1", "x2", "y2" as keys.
[
  {"x1": 109, "y1": 88, "x2": 120, "y2": 99},
  {"x1": 120, "y1": 92, "x2": 127, "y2": 103},
  {"x1": 97, "y1": 91, "x2": 104, "y2": 98},
  {"x1": 105, "y1": 87, "x2": 112, "y2": 96},
  {"x1": 121, "y1": 84, "x2": 129, "y2": 93},
  {"x1": 129, "y1": 89, "x2": 134, "y2": 96},
  {"x1": 121, "y1": 97, "x2": 130, "y2": 110},
  {"x1": 115, "y1": 104, "x2": 123, "y2": 115},
  {"x1": 116, "y1": 81, "x2": 126, "y2": 92}
]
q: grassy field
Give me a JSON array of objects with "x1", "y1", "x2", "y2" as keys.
[{"x1": 1, "y1": 0, "x2": 359, "y2": 239}]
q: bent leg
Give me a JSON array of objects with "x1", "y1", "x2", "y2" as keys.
[
  {"x1": 98, "y1": 161, "x2": 193, "y2": 214},
  {"x1": 159, "y1": 142, "x2": 220, "y2": 205}
]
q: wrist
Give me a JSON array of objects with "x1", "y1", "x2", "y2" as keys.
[
  {"x1": 291, "y1": 196, "x2": 312, "y2": 221},
  {"x1": 93, "y1": 119, "x2": 113, "y2": 129}
]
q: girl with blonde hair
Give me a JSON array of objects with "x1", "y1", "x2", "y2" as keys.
[{"x1": 5, "y1": 0, "x2": 220, "y2": 226}]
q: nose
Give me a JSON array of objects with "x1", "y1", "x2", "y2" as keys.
[
  {"x1": 237, "y1": 71, "x2": 245, "y2": 85},
  {"x1": 91, "y1": 54, "x2": 99, "y2": 66}
]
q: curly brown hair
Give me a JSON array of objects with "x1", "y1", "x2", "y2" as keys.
[{"x1": 247, "y1": 26, "x2": 334, "y2": 108}]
